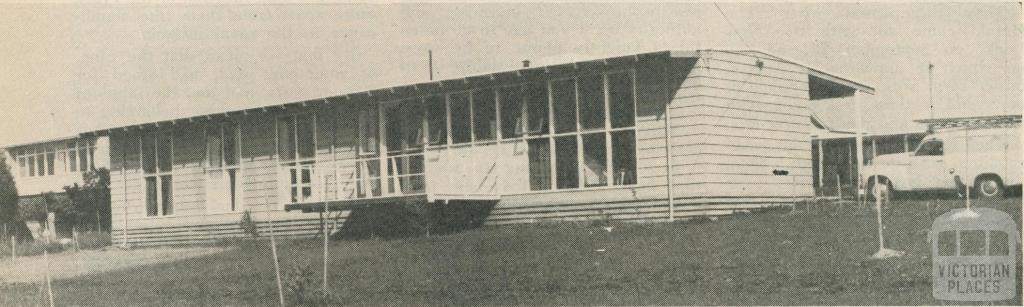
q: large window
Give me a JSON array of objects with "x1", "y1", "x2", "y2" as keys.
[
  {"x1": 527, "y1": 138, "x2": 551, "y2": 190},
  {"x1": 554, "y1": 136, "x2": 578, "y2": 189},
  {"x1": 526, "y1": 83, "x2": 549, "y2": 136},
  {"x1": 473, "y1": 90, "x2": 497, "y2": 141},
  {"x1": 449, "y1": 93, "x2": 472, "y2": 144},
  {"x1": 527, "y1": 71, "x2": 638, "y2": 191},
  {"x1": 358, "y1": 107, "x2": 378, "y2": 155},
  {"x1": 500, "y1": 86, "x2": 526, "y2": 138},
  {"x1": 384, "y1": 101, "x2": 424, "y2": 153},
  {"x1": 278, "y1": 114, "x2": 317, "y2": 203},
  {"x1": 425, "y1": 96, "x2": 447, "y2": 145},
  {"x1": 357, "y1": 107, "x2": 382, "y2": 198},
  {"x1": 206, "y1": 122, "x2": 241, "y2": 212},
  {"x1": 383, "y1": 101, "x2": 426, "y2": 194},
  {"x1": 142, "y1": 132, "x2": 173, "y2": 216},
  {"x1": 551, "y1": 79, "x2": 577, "y2": 134}
]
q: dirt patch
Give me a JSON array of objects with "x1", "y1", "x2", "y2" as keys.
[{"x1": 0, "y1": 246, "x2": 230, "y2": 284}]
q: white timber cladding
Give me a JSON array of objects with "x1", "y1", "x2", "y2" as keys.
[
  {"x1": 669, "y1": 50, "x2": 813, "y2": 198},
  {"x1": 106, "y1": 52, "x2": 836, "y2": 243}
]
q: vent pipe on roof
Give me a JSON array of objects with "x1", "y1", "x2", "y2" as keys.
[{"x1": 522, "y1": 60, "x2": 530, "y2": 68}]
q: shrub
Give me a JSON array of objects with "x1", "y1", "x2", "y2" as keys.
[
  {"x1": 239, "y1": 210, "x2": 260, "y2": 238},
  {"x1": 282, "y1": 263, "x2": 336, "y2": 306}
]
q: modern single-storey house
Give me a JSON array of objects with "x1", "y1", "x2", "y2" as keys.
[{"x1": 82, "y1": 49, "x2": 874, "y2": 246}]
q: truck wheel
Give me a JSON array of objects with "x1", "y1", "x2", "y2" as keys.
[{"x1": 975, "y1": 176, "x2": 1004, "y2": 199}]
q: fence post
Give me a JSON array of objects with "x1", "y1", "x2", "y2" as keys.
[{"x1": 11, "y1": 236, "x2": 16, "y2": 260}]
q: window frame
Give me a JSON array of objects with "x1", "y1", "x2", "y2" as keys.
[
  {"x1": 276, "y1": 113, "x2": 319, "y2": 205},
  {"x1": 205, "y1": 122, "x2": 243, "y2": 213},
  {"x1": 529, "y1": 69, "x2": 639, "y2": 191},
  {"x1": 140, "y1": 131, "x2": 175, "y2": 217}
]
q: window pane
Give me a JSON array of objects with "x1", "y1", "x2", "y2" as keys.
[
  {"x1": 526, "y1": 83, "x2": 549, "y2": 135},
  {"x1": 80, "y1": 148, "x2": 89, "y2": 171},
  {"x1": 88, "y1": 147, "x2": 94, "y2": 171},
  {"x1": 960, "y1": 230, "x2": 985, "y2": 256},
  {"x1": 224, "y1": 124, "x2": 239, "y2": 166},
  {"x1": 297, "y1": 114, "x2": 315, "y2": 159},
  {"x1": 473, "y1": 90, "x2": 497, "y2": 141},
  {"x1": 56, "y1": 152, "x2": 65, "y2": 173},
  {"x1": 449, "y1": 93, "x2": 472, "y2": 144},
  {"x1": 582, "y1": 133, "x2": 607, "y2": 187},
  {"x1": 555, "y1": 136, "x2": 579, "y2": 189},
  {"x1": 146, "y1": 177, "x2": 158, "y2": 216},
  {"x1": 277, "y1": 117, "x2": 295, "y2": 161},
  {"x1": 916, "y1": 141, "x2": 943, "y2": 156},
  {"x1": 578, "y1": 75, "x2": 605, "y2": 131},
  {"x1": 35, "y1": 154, "x2": 44, "y2": 177},
  {"x1": 359, "y1": 108, "x2": 378, "y2": 155},
  {"x1": 18, "y1": 158, "x2": 25, "y2": 177},
  {"x1": 500, "y1": 86, "x2": 525, "y2": 138},
  {"x1": 990, "y1": 231, "x2": 1010, "y2": 256},
  {"x1": 552, "y1": 79, "x2": 577, "y2": 133},
  {"x1": 405, "y1": 102, "x2": 425, "y2": 150},
  {"x1": 207, "y1": 126, "x2": 223, "y2": 168},
  {"x1": 527, "y1": 138, "x2": 551, "y2": 191},
  {"x1": 425, "y1": 96, "x2": 447, "y2": 145},
  {"x1": 937, "y1": 231, "x2": 956, "y2": 256},
  {"x1": 158, "y1": 133, "x2": 173, "y2": 172},
  {"x1": 161, "y1": 175, "x2": 173, "y2": 215},
  {"x1": 142, "y1": 135, "x2": 156, "y2": 173},
  {"x1": 384, "y1": 104, "x2": 403, "y2": 152},
  {"x1": 612, "y1": 130, "x2": 637, "y2": 185},
  {"x1": 69, "y1": 151, "x2": 77, "y2": 172},
  {"x1": 609, "y1": 72, "x2": 635, "y2": 128},
  {"x1": 28, "y1": 156, "x2": 35, "y2": 176},
  {"x1": 46, "y1": 153, "x2": 55, "y2": 175}
]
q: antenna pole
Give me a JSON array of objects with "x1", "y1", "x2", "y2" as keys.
[
  {"x1": 428, "y1": 50, "x2": 433, "y2": 81},
  {"x1": 928, "y1": 63, "x2": 934, "y2": 119}
]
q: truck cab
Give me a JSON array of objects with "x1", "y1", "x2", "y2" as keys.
[{"x1": 862, "y1": 125, "x2": 1021, "y2": 198}]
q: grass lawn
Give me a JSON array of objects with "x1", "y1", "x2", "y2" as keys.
[{"x1": 1, "y1": 197, "x2": 1020, "y2": 306}]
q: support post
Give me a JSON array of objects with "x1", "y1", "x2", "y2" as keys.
[
  {"x1": 853, "y1": 91, "x2": 865, "y2": 202},
  {"x1": 903, "y1": 134, "x2": 910, "y2": 152},
  {"x1": 11, "y1": 236, "x2": 16, "y2": 260},
  {"x1": 817, "y1": 140, "x2": 824, "y2": 190},
  {"x1": 662, "y1": 64, "x2": 675, "y2": 222}
]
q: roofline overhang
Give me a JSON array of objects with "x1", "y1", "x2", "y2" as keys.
[
  {"x1": 83, "y1": 48, "x2": 875, "y2": 136},
  {"x1": 2, "y1": 135, "x2": 88, "y2": 150},
  {"x1": 674, "y1": 49, "x2": 875, "y2": 95}
]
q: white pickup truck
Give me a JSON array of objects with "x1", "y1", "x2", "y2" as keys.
[{"x1": 861, "y1": 125, "x2": 1021, "y2": 198}]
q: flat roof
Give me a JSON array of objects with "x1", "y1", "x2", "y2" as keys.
[
  {"x1": 83, "y1": 49, "x2": 874, "y2": 136},
  {"x1": 1, "y1": 135, "x2": 85, "y2": 150}
]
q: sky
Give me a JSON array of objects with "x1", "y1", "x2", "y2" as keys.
[{"x1": 0, "y1": 3, "x2": 1020, "y2": 146}]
